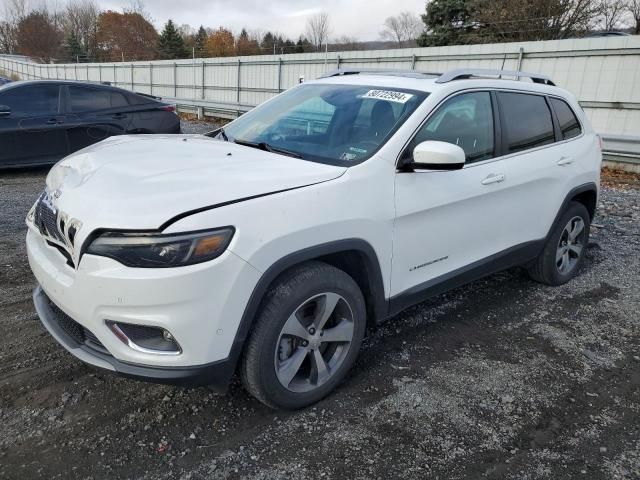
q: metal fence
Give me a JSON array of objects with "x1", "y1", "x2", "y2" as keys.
[{"x1": 1, "y1": 36, "x2": 639, "y2": 165}]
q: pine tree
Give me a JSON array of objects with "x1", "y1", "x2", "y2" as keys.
[
  {"x1": 236, "y1": 28, "x2": 259, "y2": 56},
  {"x1": 295, "y1": 36, "x2": 313, "y2": 53},
  {"x1": 158, "y1": 19, "x2": 187, "y2": 59},
  {"x1": 193, "y1": 25, "x2": 207, "y2": 57},
  {"x1": 262, "y1": 32, "x2": 275, "y2": 53},
  {"x1": 64, "y1": 31, "x2": 86, "y2": 63}
]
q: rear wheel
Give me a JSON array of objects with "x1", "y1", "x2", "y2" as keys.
[
  {"x1": 528, "y1": 201, "x2": 590, "y2": 286},
  {"x1": 240, "y1": 261, "x2": 366, "y2": 410}
]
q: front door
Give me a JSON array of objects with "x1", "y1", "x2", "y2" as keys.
[
  {"x1": 392, "y1": 91, "x2": 513, "y2": 298},
  {"x1": 0, "y1": 84, "x2": 68, "y2": 166}
]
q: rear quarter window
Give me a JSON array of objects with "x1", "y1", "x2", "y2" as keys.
[
  {"x1": 127, "y1": 93, "x2": 154, "y2": 105},
  {"x1": 69, "y1": 86, "x2": 129, "y2": 112},
  {"x1": 497, "y1": 92, "x2": 555, "y2": 154},
  {"x1": 550, "y1": 97, "x2": 582, "y2": 140}
]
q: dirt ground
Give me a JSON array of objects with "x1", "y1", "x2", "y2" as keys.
[{"x1": 0, "y1": 157, "x2": 638, "y2": 479}]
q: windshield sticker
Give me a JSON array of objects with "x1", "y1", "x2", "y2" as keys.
[
  {"x1": 349, "y1": 146, "x2": 367, "y2": 154},
  {"x1": 340, "y1": 152, "x2": 359, "y2": 162},
  {"x1": 361, "y1": 90, "x2": 414, "y2": 104}
]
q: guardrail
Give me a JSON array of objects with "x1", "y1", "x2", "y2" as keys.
[
  {"x1": 601, "y1": 135, "x2": 640, "y2": 171},
  {"x1": 162, "y1": 97, "x2": 254, "y2": 120},
  {"x1": 163, "y1": 95, "x2": 640, "y2": 170}
]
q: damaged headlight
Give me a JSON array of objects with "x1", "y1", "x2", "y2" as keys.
[{"x1": 86, "y1": 227, "x2": 234, "y2": 268}]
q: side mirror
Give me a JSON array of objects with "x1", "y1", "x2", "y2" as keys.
[
  {"x1": 0, "y1": 105, "x2": 10, "y2": 116},
  {"x1": 404, "y1": 140, "x2": 465, "y2": 171}
]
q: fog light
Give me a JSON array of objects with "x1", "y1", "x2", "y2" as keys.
[{"x1": 106, "y1": 321, "x2": 181, "y2": 355}]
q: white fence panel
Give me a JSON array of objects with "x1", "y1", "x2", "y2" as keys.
[{"x1": 1, "y1": 36, "x2": 640, "y2": 138}]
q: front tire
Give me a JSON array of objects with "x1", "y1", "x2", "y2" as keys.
[
  {"x1": 240, "y1": 261, "x2": 366, "y2": 410},
  {"x1": 528, "y1": 201, "x2": 590, "y2": 286}
]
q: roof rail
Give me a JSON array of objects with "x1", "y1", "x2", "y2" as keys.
[
  {"x1": 435, "y1": 68, "x2": 555, "y2": 86},
  {"x1": 320, "y1": 68, "x2": 441, "y2": 79}
]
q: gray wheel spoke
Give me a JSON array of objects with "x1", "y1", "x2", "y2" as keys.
[
  {"x1": 568, "y1": 243, "x2": 583, "y2": 257},
  {"x1": 312, "y1": 349, "x2": 330, "y2": 385},
  {"x1": 274, "y1": 291, "x2": 355, "y2": 393},
  {"x1": 282, "y1": 312, "x2": 310, "y2": 340},
  {"x1": 556, "y1": 215, "x2": 587, "y2": 275},
  {"x1": 276, "y1": 347, "x2": 308, "y2": 387},
  {"x1": 321, "y1": 320, "x2": 354, "y2": 343},
  {"x1": 559, "y1": 251, "x2": 570, "y2": 272},
  {"x1": 315, "y1": 292, "x2": 340, "y2": 330},
  {"x1": 569, "y1": 219, "x2": 584, "y2": 241}
]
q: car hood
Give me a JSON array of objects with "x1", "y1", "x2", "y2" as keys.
[{"x1": 45, "y1": 135, "x2": 346, "y2": 231}]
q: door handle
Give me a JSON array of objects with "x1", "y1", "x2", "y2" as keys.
[
  {"x1": 481, "y1": 173, "x2": 506, "y2": 185},
  {"x1": 46, "y1": 118, "x2": 60, "y2": 125},
  {"x1": 557, "y1": 157, "x2": 573, "y2": 166},
  {"x1": 112, "y1": 113, "x2": 127, "y2": 119}
]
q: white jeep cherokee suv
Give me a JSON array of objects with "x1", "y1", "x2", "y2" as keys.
[{"x1": 27, "y1": 68, "x2": 601, "y2": 409}]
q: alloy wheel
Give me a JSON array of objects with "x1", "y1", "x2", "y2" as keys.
[
  {"x1": 274, "y1": 292, "x2": 355, "y2": 393},
  {"x1": 556, "y1": 216, "x2": 586, "y2": 274}
]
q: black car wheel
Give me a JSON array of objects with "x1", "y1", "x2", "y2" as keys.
[
  {"x1": 240, "y1": 261, "x2": 366, "y2": 410},
  {"x1": 528, "y1": 201, "x2": 590, "y2": 286}
]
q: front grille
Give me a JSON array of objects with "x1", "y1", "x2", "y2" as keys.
[
  {"x1": 34, "y1": 194, "x2": 64, "y2": 243},
  {"x1": 48, "y1": 299, "x2": 84, "y2": 343},
  {"x1": 33, "y1": 193, "x2": 77, "y2": 268},
  {"x1": 44, "y1": 293, "x2": 110, "y2": 356},
  {"x1": 83, "y1": 328, "x2": 110, "y2": 354}
]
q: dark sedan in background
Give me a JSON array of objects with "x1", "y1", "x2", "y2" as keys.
[
  {"x1": 0, "y1": 80, "x2": 180, "y2": 168},
  {"x1": 0, "y1": 77, "x2": 11, "y2": 86}
]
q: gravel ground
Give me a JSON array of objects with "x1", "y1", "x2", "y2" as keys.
[
  {"x1": 179, "y1": 119, "x2": 220, "y2": 135},
  {"x1": 0, "y1": 126, "x2": 638, "y2": 479}
]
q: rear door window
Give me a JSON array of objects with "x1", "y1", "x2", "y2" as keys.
[
  {"x1": 497, "y1": 92, "x2": 555, "y2": 154},
  {"x1": 0, "y1": 85, "x2": 60, "y2": 114},
  {"x1": 550, "y1": 98, "x2": 582, "y2": 140},
  {"x1": 69, "y1": 86, "x2": 129, "y2": 112}
]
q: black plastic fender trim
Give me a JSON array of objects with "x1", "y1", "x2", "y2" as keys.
[
  {"x1": 545, "y1": 182, "x2": 598, "y2": 243},
  {"x1": 222, "y1": 238, "x2": 388, "y2": 378}
]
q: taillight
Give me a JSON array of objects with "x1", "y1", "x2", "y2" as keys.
[{"x1": 162, "y1": 105, "x2": 176, "y2": 112}]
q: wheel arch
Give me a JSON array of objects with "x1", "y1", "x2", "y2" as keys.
[
  {"x1": 546, "y1": 182, "x2": 598, "y2": 242},
  {"x1": 571, "y1": 188, "x2": 597, "y2": 220},
  {"x1": 225, "y1": 239, "x2": 388, "y2": 376}
]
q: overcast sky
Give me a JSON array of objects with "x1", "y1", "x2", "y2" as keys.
[{"x1": 95, "y1": 0, "x2": 426, "y2": 40}]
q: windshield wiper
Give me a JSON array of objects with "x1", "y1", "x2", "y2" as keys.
[
  {"x1": 234, "y1": 139, "x2": 304, "y2": 159},
  {"x1": 204, "y1": 126, "x2": 228, "y2": 141}
]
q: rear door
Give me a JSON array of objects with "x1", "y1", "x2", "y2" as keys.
[
  {"x1": 64, "y1": 85, "x2": 130, "y2": 153},
  {"x1": 493, "y1": 91, "x2": 573, "y2": 243},
  {"x1": 0, "y1": 84, "x2": 67, "y2": 166},
  {"x1": 123, "y1": 93, "x2": 180, "y2": 134},
  {"x1": 391, "y1": 89, "x2": 569, "y2": 298}
]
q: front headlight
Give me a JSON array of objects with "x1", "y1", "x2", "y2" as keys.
[{"x1": 86, "y1": 227, "x2": 234, "y2": 268}]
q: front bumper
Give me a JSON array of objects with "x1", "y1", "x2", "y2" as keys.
[
  {"x1": 26, "y1": 226, "x2": 262, "y2": 386},
  {"x1": 33, "y1": 286, "x2": 233, "y2": 390}
]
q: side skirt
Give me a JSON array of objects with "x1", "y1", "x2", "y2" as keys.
[{"x1": 387, "y1": 240, "x2": 544, "y2": 318}]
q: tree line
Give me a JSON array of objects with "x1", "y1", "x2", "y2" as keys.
[
  {"x1": 0, "y1": 0, "x2": 637, "y2": 64},
  {"x1": 0, "y1": 1, "x2": 338, "y2": 63},
  {"x1": 418, "y1": 0, "x2": 640, "y2": 46}
]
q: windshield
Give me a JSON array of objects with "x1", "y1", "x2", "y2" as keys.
[{"x1": 220, "y1": 83, "x2": 428, "y2": 165}]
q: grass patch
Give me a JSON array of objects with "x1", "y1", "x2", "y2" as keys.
[{"x1": 0, "y1": 69, "x2": 20, "y2": 81}]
